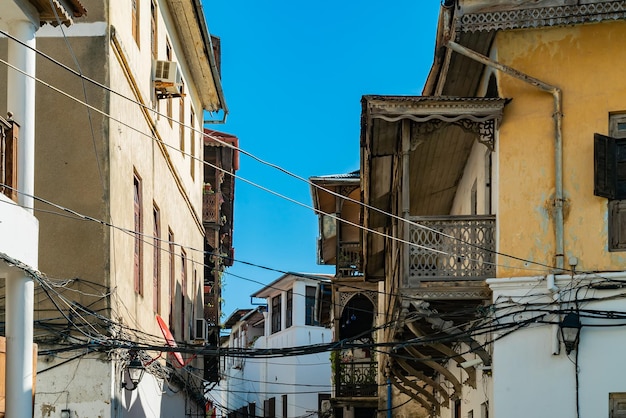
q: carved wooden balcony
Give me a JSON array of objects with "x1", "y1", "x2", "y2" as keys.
[
  {"x1": 202, "y1": 191, "x2": 223, "y2": 224},
  {"x1": 204, "y1": 291, "x2": 220, "y2": 327},
  {"x1": 336, "y1": 360, "x2": 378, "y2": 397},
  {"x1": 407, "y1": 215, "x2": 495, "y2": 284},
  {"x1": 337, "y1": 242, "x2": 363, "y2": 277}
]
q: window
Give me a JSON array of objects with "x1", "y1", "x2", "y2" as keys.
[
  {"x1": 610, "y1": 393, "x2": 626, "y2": 418},
  {"x1": 305, "y1": 286, "x2": 317, "y2": 325},
  {"x1": 150, "y1": 0, "x2": 157, "y2": 59},
  {"x1": 594, "y1": 114, "x2": 626, "y2": 250},
  {"x1": 471, "y1": 179, "x2": 478, "y2": 215},
  {"x1": 481, "y1": 402, "x2": 489, "y2": 418},
  {"x1": 153, "y1": 204, "x2": 161, "y2": 313},
  {"x1": 181, "y1": 249, "x2": 187, "y2": 340},
  {"x1": 166, "y1": 39, "x2": 173, "y2": 126},
  {"x1": 271, "y1": 295, "x2": 281, "y2": 334},
  {"x1": 133, "y1": 172, "x2": 143, "y2": 295},
  {"x1": 285, "y1": 289, "x2": 293, "y2": 328},
  {"x1": 468, "y1": 411, "x2": 474, "y2": 418},
  {"x1": 179, "y1": 81, "x2": 185, "y2": 154},
  {"x1": 190, "y1": 108, "x2": 195, "y2": 179},
  {"x1": 282, "y1": 394, "x2": 287, "y2": 418},
  {"x1": 452, "y1": 399, "x2": 461, "y2": 418},
  {"x1": 485, "y1": 151, "x2": 493, "y2": 214},
  {"x1": 264, "y1": 397, "x2": 275, "y2": 418},
  {"x1": 168, "y1": 228, "x2": 175, "y2": 331},
  {"x1": 131, "y1": 0, "x2": 140, "y2": 46}
]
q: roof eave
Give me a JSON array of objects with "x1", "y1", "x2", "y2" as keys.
[{"x1": 166, "y1": 0, "x2": 227, "y2": 114}]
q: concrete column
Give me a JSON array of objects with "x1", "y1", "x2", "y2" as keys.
[
  {"x1": 5, "y1": 271, "x2": 34, "y2": 418},
  {"x1": 7, "y1": 18, "x2": 36, "y2": 212},
  {"x1": 6, "y1": 17, "x2": 37, "y2": 418}
]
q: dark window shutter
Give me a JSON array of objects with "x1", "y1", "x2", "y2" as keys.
[
  {"x1": 617, "y1": 141, "x2": 626, "y2": 199},
  {"x1": 609, "y1": 200, "x2": 626, "y2": 251},
  {"x1": 594, "y1": 133, "x2": 616, "y2": 199}
]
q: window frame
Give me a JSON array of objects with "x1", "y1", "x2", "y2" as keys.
[
  {"x1": 168, "y1": 228, "x2": 175, "y2": 330},
  {"x1": 153, "y1": 203, "x2": 161, "y2": 313},
  {"x1": 133, "y1": 171, "x2": 143, "y2": 295},
  {"x1": 132, "y1": 0, "x2": 140, "y2": 47},
  {"x1": 595, "y1": 113, "x2": 626, "y2": 251},
  {"x1": 150, "y1": 0, "x2": 157, "y2": 59},
  {"x1": 271, "y1": 295, "x2": 282, "y2": 334},
  {"x1": 305, "y1": 285, "x2": 317, "y2": 326},
  {"x1": 285, "y1": 289, "x2": 293, "y2": 328},
  {"x1": 610, "y1": 393, "x2": 626, "y2": 418}
]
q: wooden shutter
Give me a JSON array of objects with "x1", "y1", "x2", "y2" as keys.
[
  {"x1": 153, "y1": 206, "x2": 160, "y2": 313},
  {"x1": 594, "y1": 133, "x2": 626, "y2": 199},
  {"x1": 595, "y1": 133, "x2": 616, "y2": 199},
  {"x1": 609, "y1": 200, "x2": 626, "y2": 251},
  {"x1": 134, "y1": 176, "x2": 142, "y2": 294},
  {"x1": 611, "y1": 393, "x2": 626, "y2": 418}
]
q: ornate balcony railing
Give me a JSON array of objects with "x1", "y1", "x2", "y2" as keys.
[
  {"x1": 336, "y1": 360, "x2": 378, "y2": 397},
  {"x1": 202, "y1": 191, "x2": 223, "y2": 224},
  {"x1": 407, "y1": 215, "x2": 495, "y2": 283},
  {"x1": 337, "y1": 242, "x2": 362, "y2": 277},
  {"x1": 204, "y1": 291, "x2": 220, "y2": 328}
]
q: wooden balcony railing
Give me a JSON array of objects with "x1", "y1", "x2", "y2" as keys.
[
  {"x1": 0, "y1": 116, "x2": 18, "y2": 202},
  {"x1": 337, "y1": 242, "x2": 362, "y2": 277},
  {"x1": 204, "y1": 292, "x2": 220, "y2": 327},
  {"x1": 407, "y1": 215, "x2": 495, "y2": 283},
  {"x1": 336, "y1": 360, "x2": 378, "y2": 397},
  {"x1": 202, "y1": 191, "x2": 223, "y2": 224}
]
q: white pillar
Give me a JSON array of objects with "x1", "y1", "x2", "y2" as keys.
[
  {"x1": 7, "y1": 18, "x2": 36, "y2": 212},
  {"x1": 5, "y1": 271, "x2": 34, "y2": 418},
  {"x1": 6, "y1": 17, "x2": 36, "y2": 418}
]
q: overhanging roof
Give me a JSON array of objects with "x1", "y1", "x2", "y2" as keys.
[
  {"x1": 166, "y1": 0, "x2": 227, "y2": 113},
  {"x1": 360, "y1": 95, "x2": 506, "y2": 280}
]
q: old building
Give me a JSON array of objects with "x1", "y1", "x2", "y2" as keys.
[
  {"x1": 1, "y1": 0, "x2": 226, "y2": 414},
  {"x1": 212, "y1": 273, "x2": 332, "y2": 418},
  {"x1": 313, "y1": 1, "x2": 626, "y2": 417},
  {"x1": 310, "y1": 171, "x2": 379, "y2": 418},
  {"x1": 203, "y1": 128, "x2": 239, "y2": 384}
]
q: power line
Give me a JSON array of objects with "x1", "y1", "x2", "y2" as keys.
[{"x1": 0, "y1": 29, "x2": 565, "y2": 275}]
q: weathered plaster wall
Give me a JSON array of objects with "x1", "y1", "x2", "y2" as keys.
[{"x1": 494, "y1": 20, "x2": 626, "y2": 275}]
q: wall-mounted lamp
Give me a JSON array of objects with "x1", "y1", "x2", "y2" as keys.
[
  {"x1": 559, "y1": 311, "x2": 582, "y2": 355},
  {"x1": 60, "y1": 410, "x2": 71, "y2": 418},
  {"x1": 122, "y1": 355, "x2": 145, "y2": 391}
]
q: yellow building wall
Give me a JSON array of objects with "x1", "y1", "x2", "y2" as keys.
[{"x1": 495, "y1": 20, "x2": 626, "y2": 276}]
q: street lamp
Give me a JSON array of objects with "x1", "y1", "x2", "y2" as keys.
[
  {"x1": 559, "y1": 311, "x2": 582, "y2": 355},
  {"x1": 122, "y1": 356, "x2": 145, "y2": 391}
]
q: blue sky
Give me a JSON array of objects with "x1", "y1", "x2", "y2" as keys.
[{"x1": 204, "y1": 2, "x2": 441, "y2": 319}]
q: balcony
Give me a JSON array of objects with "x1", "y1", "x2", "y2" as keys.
[
  {"x1": 407, "y1": 215, "x2": 495, "y2": 284},
  {"x1": 337, "y1": 242, "x2": 362, "y2": 277},
  {"x1": 336, "y1": 360, "x2": 378, "y2": 397},
  {"x1": 204, "y1": 291, "x2": 219, "y2": 328},
  {"x1": 202, "y1": 191, "x2": 223, "y2": 224}
]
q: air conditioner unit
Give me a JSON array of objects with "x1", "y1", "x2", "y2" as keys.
[
  {"x1": 193, "y1": 318, "x2": 206, "y2": 342},
  {"x1": 153, "y1": 60, "x2": 182, "y2": 96}
]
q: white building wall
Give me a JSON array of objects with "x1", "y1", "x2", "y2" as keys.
[
  {"x1": 489, "y1": 273, "x2": 626, "y2": 418},
  {"x1": 0, "y1": 194, "x2": 38, "y2": 268},
  {"x1": 214, "y1": 278, "x2": 332, "y2": 417}
]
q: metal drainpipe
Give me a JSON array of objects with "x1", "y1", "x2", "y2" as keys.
[{"x1": 446, "y1": 41, "x2": 565, "y2": 270}]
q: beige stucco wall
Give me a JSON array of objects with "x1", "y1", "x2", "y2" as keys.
[
  {"x1": 494, "y1": 20, "x2": 626, "y2": 276},
  {"x1": 107, "y1": 0, "x2": 206, "y2": 340}
]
